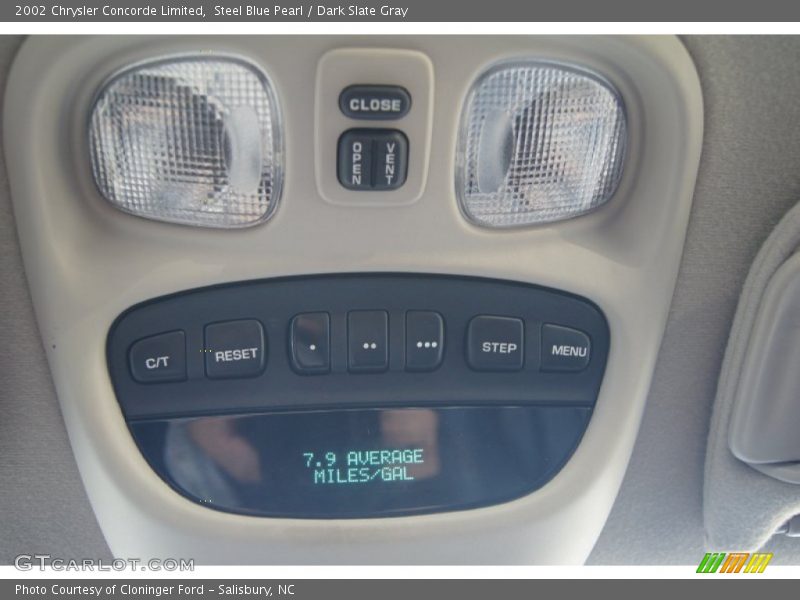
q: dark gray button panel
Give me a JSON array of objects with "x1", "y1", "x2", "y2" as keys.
[
  {"x1": 406, "y1": 311, "x2": 444, "y2": 372},
  {"x1": 109, "y1": 275, "x2": 609, "y2": 420},
  {"x1": 466, "y1": 316, "x2": 524, "y2": 372},
  {"x1": 290, "y1": 312, "x2": 330, "y2": 374},
  {"x1": 204, "y1": 319, "x2": 266, "y2": 380},
  {"x1": 337, "y1": 129, "x2": 408, "y2": 191},
  {"x1": 339, "y1": 85, "x2": 411, "y2": 120},
  {"x1": 129, "y1": 330, "x2": 186, "y2": 383},
  {"x1": 541, "y1": 324, "x2": 591, "y2": 372}
]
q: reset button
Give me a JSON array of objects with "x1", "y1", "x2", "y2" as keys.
[{"x1": 205, "y1": 319, "x2": 266, "y2": 379}]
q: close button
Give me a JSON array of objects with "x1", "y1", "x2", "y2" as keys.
[{"x1": 339, "y1": 85, "x2": 411, "y2": 120}]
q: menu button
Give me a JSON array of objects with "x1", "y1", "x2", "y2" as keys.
[{"x1": 541, "y1": 324, "x2": 591, "y2": 372}]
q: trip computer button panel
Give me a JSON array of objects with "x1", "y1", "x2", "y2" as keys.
[
  {"x1": 108, "y1": 273, "x2": 609, "y2": 519},
  {"x1": 108, "y1": 274, "x2": 608, "y2": 420}
]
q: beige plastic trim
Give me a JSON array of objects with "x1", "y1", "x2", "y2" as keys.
[
  {"x1": 4, "y1": 35, "x2": 702, "y2": 564},
  {"x1": 315, "y1": 47, "x2": 434, "y2": 205}
]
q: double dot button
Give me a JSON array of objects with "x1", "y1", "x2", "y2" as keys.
[{"x1": 348, "y1": 311, "x2": 389, "y2": 373}]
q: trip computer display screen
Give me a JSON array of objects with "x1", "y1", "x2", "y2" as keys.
[{"x1": 131, "y1": 405, "x2": 591, "y2": 518}]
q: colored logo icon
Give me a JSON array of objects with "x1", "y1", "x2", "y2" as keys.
[{"x1": 696, "y1": 552, "x2": 773, "y2": 573}]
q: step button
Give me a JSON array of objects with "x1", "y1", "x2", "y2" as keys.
[
  {"x1": 406, "y1": 311, "x2": 444, "y2": 372},
  {"x1": 205, "y1": 319, "x2": 266, "y2": 379},
  {"x1": 290, "y1": 313, "x2": 330, "y2": 374},
  {"x1": 348, "y1": 310, "x2": 389, "y2": 373},
  {"x1": 129, "y1": 330, "x2": 186, "y2": 383},
  {"x1": 466, "y1": 316, "x2": 524, "y2": 371},
  {"x1": 541, "y1": 324, "x2": 591, "y2": 372}
]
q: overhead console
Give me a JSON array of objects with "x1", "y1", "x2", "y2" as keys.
[
  {"x1": 109, "y1": 274, "x2": 608, "y2": 518},
  {"x1": 4, "y1": 36, "x2": 702, "y2": 563}
]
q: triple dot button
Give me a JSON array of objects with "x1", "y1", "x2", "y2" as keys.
[{"x1": 406, "y1": 311, "x2": 444, "y2": 372}]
